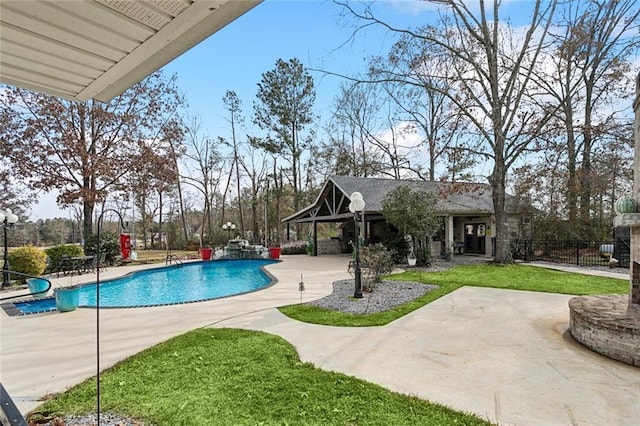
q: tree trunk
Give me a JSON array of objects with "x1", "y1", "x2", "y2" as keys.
[
  {"x1": 80, "y1": 104, "x2": 94, "y2": 241},
  {"x1": 274, "y1": 164, "x2": 282, "y2": 244},
  {"x1": 200, "y1": 198, "x2": 207, "y2": 248},
  {"x1": 158, "y1": 191, "x2": 163, "y2": 249},
  {"x1": 580, "y1": 114, "x2": 593, "y2": 241},
  {"x1": 221, "y1": 164, "x2": 232, "y2": 226},
  {"x1": 175, "y1": 183, "x2": 187, "y2": 248},
  {"x1": 251, "y1": 178, "x2": 260, "y2": 243},
  {"x1": 291, "y1": 122, "x2": 301, "y2": 240},
  {"x1": 564, "y1": 96, "x2": 579, "y2": 232},
  {"x1": 82, "y1": 200, "x2": 94, "y2": 243},
  {"x1": 205, "y1": 195, "x2": 214, "y2": 245},
  {"x1": 140, "y1": 194, "x2": 148, "y2": 250},
  {"x1": 169, "y1": 139, "x2": 188, "y2": 248},
  {"x1": 235, "y1": 154, "x2": 245, "y2": 238},
  {"x1": 491, "y1": 148, "x2": 512, "y2": 263}
]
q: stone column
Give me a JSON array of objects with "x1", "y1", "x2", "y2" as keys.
[{"x1": 446, "y1": 215, "x2": 454, "y2": 253}]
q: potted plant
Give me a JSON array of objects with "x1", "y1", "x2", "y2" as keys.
[
  {"x1": 199, "y1": 246, "x2": 213, "y2": 261},
  {"x1": 54, "y1": 278, "x2": 80, "y2": 312},
  {"x1": 407, "y1": 247, "x2": 417, "y2": 266},
  {"x1": 268, "y1": 240, "x2": 282, "y2": 259}
]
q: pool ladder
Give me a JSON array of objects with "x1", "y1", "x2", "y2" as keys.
[{"x1": 165, "y1": 254, "x2": 183, "y2": 266}]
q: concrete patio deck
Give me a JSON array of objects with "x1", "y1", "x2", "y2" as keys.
[{"x1": 1, "y1": 255, "x2": 638, "y2": 425}]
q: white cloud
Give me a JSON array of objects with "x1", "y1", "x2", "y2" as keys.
[{"x1": 29, "y1": 191, "x2": 68, "y2": 221}]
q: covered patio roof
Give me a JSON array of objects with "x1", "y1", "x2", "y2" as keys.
[{"x1": 0, "y1": 0, "x2": 261, "y2": 102}]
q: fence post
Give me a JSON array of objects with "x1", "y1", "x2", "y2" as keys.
[
  {"x1": 576, "y1": 240, "x2": 580, "y2": 266},
  {"x1": 524, "y1": 240, "x2": 528, "y2": 261}
]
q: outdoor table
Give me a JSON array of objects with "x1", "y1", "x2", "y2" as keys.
[{"x1": 70, "y1": 256, "x2": 95, "y2": 274}]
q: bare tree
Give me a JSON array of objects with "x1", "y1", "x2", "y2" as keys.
[
  {"x1": 338, "y1": 0, "x2": 558, "y2": 262},
  {"x1": 370, "y1": 36, "x2": 471, "y2": 181},
  {"x1": 221, "y1": 91, "x2": 246, "y2": 236},
  {"x1": 242, "y1": 137, "x2": 270, "y2": 242},
  {"x1": 327, "y1": 82, "x2": 388, "y2": 177},
  {"x1": 165, "y1": 121, "x2": 189, "y2": 248},
  {"x1": 538, "y1": 0, "x2": 640, "y2": 239},
  {"x1": 180, "y1": 115, "x2": 225, "y2": 246}
]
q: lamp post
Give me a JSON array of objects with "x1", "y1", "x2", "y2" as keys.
[
  {"x1": 222, "y1": 221, "x2": 236, "y2": 240},
  {"x1": 95, "y1": 209, "x2": 127, "y2": 425},
  {"x1": 348, "y1": 192, "x2": 365, "y2": 299},
  {"x1": 1, "y1": 209, "x2": 19, "y2": 289}
]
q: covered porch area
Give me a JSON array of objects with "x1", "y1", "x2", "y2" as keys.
[{"x1": 284, "y1": 176, "x2": 496, "y2": 258}]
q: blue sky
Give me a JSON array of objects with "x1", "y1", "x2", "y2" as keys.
[
  {"x1": 161, "y1": 0, "x2": 436, "y2": 136},
  {"x1": 160, "y1": 0, "x2": 537, "y2": 143}
]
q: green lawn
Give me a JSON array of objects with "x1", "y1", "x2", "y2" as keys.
[
  {"x1": 28, "y1": 328, "x2": 491, "y2": 426},
  {"x1": 278, "y1": 264, "x2": 628, "y2": 327}
]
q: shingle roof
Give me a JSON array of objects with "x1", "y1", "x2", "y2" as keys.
[
  {"x1": 283, "y1": 175, "x2": 528, "y2": 223},
  {"x1": 331, "y1": 176, "x2": 499, "y2": 213}
]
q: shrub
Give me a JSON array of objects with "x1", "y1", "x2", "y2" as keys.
[
  {"x1": 415, "y1": 243, "x2": 432, "y2": 266},
  {"x1": 186, "y1": 240, "x2": 200, "y2": 251},
  {"x1": 382, "y1": 235, "x2": 410, "y2": 264},
  {"x1": 44, "y1": 244, "x2": 84, "y2": 269},
  {"x1": 84, "y1": 231, "x2": 120, "y2": 264},
  {"x1": 360, "y1": 243, "x2": 395, "y2": 292},
  {"x1": 281, "y1": 240, "x2": 307, "y2": 255},
  {"x1": 8, "y1": 245, "x2": 47, "y2": 283},
  {"x1": 306, "y1": 235, "x2": 314, "y2": 255}
]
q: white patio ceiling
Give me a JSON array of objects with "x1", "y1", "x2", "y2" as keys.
[{"x1": 0, "y1": 0, "x2": 262, "y2": 102}]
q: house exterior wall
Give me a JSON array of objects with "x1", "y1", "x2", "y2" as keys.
[{"x1": 453, "y1": 215, "x2": 493, "y2": 256}]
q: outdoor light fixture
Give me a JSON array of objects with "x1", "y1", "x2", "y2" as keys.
[
  {"x1": 348, "y1": 192, "x2": 365, "y2": 299},
  {"x1": 222, "y1": 221, "x2": 236, "y2": 240},
  {"x1": 0, "y1": 208, "x2": 19, "y2": 289},
  {"x1": 95, "y1": 209, "x2": 127, "y2": 425}
]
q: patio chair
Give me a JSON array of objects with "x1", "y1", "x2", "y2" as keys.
[
  {"x1": 56, "y1": 256, "x2": 76, "y2": 277},
  {"x1": 81, "y1": 255, "x2": 95, "y2": 273},
  {"x1": 95, "y1": 253, "x2": 107, "y2": 271}
]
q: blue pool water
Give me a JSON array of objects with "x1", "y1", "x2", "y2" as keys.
[{"x1": 13, "y1": 259, "x2": 275, "y2": 313}]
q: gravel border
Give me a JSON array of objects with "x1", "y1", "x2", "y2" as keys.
[
  {"x1": 304, "y1": 256, "x2": 493, "y2": 315},
  {"x1": 307, "y1": 279, "x2": 437, "y2": 314},
  {"x1": 31, "y1": 412, "x2": 147, "y2": 425}
]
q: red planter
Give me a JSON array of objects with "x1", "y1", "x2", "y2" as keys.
[
  {"x1": 269, "y1": 247, "x2": 281, "y2": 259},
  {"x1": 199, "y1": 247, "x2": 213, "y2": 261}
]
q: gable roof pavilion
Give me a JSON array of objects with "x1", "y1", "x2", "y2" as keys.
[{"x1": 284, "y1": 175, "x2": 526, "y2": 225}]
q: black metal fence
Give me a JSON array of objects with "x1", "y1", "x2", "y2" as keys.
[{"x1": 511, "y1": 238, "x2": 631, "y2": 269}]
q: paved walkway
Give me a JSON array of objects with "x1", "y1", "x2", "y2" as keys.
[{"x1": 1, "y1": 256, "x2": 638, "y2": 425}]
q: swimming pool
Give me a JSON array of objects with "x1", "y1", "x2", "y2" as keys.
[{"x1": 10, "y1": 259, "x2": 276, "y2": 314}]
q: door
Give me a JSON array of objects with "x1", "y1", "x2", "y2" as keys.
[{"x1": 464, "y1": 223, "x2": 486, "y2": 254}]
